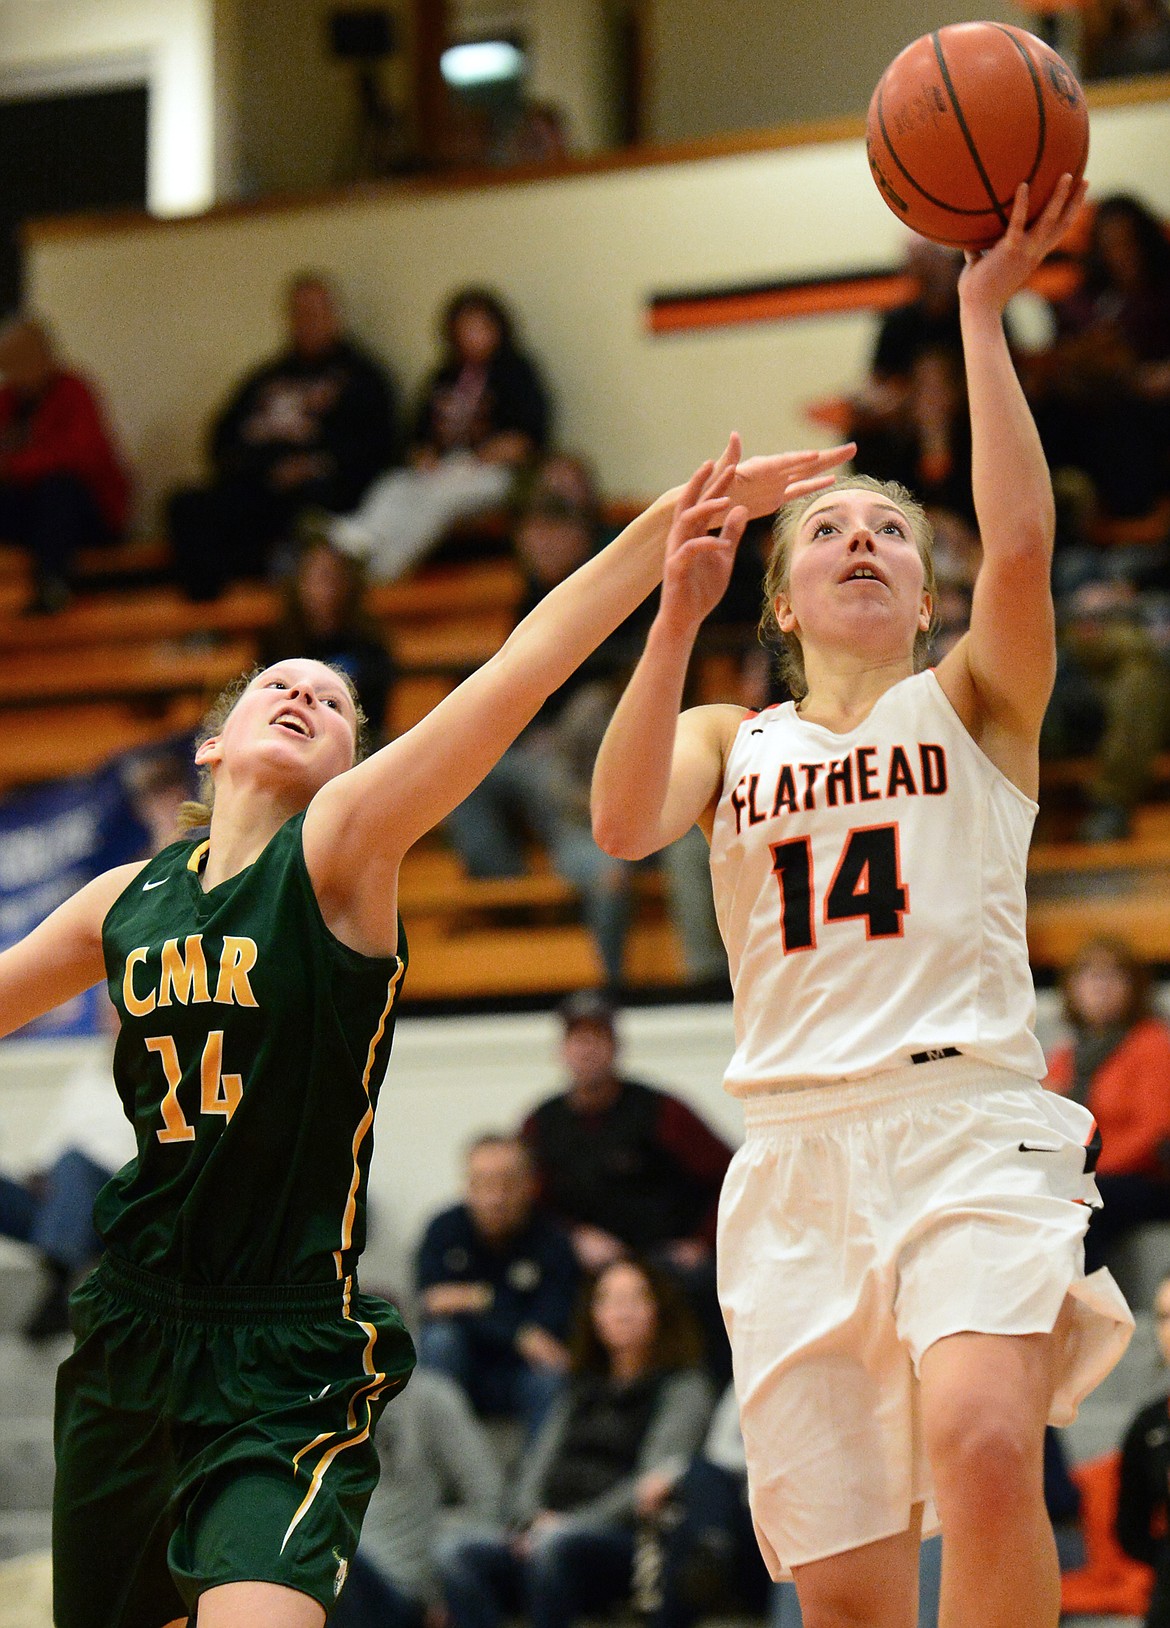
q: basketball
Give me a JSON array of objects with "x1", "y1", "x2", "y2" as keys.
[{"x1": 866, "y1": 22, "x2": 1089, "y2": 249}]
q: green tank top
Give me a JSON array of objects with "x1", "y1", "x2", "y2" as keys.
[{"x1": 95, "y1": 812, "x2": 407, "y2": 1287}]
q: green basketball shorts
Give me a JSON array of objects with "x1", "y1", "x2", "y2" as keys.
[{"x1": 53, "y1": 1254, "x2": 415, "y2": 1627}]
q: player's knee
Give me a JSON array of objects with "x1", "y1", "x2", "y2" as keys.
[{"x1": 928, "y1": 1405, "x2": 1038, "y2": 1510}]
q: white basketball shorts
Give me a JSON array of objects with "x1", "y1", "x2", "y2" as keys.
[{"x1": 716, "y1": 1056, "x2": 1134, "y2": 1578}]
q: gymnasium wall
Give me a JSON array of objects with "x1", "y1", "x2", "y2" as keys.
[{"x1": 25, "y1": 87, "x2": 1170, "y2": 530}]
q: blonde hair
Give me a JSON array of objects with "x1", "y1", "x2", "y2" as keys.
[
  {"x1": 759, "y1": 475, "x2": 939, "y2": 700},
  {"x1": 176, "y1": 663, "x2": 370, "y2": 832}
]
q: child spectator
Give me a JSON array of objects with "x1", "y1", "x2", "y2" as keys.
[
  {"x1": 329, "y1": 287, "x2": 550, "y2": 580},
  {"x1": 0, "y1": 314, "x2": 131, "y2": 613},
  {"x1": 436, "y1": 1257, "x2": 713, "y2": 1628},
  {"x1": 168, "y1": 273, "x2": 398, "y2": 600},
  {"x1": 416, "y1": 1134, "x2": 579, "y2": 1437},
  {"x1": 259, "y1": 537, "x2": 397, "y2": 746},
  {"x1": 1047, "y1": 936, "x2": 1170, "y2": 1271}
]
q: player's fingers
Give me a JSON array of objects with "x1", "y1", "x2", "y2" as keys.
[
  {"x1": 785, "y1": 472, "x2": 844, "y2": 500},
  {"x1": 1007, "y1": 181, "x2": 1029, "y2": 238},
  {"x1": 674, "y1": 461, "x2": 715, "y2": 515},
  {"x1": 710, "y1": 430, "x2": 743, "y2": 479},
  {"x1": 677, "y1": 496, "x2": 732, "y2": 534},
  {"x1": 720, "y1": 504, "x2": 750, "y2": 546}
]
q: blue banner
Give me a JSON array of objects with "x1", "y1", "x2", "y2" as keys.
[{"x1": 0, "y1": 764, "x2": 148, "y2": 1037}]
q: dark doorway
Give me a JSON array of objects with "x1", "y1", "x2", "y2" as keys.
[{"x1": 0, "y1": 83, "x2": 148, "y2": 313}]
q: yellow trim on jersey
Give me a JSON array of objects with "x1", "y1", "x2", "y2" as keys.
[
  {"x1": 332, "y1": 958, "x2": 405, "y2": 1281},
  {"x1": 187, "y1": 840, "x2": 211, "y2": 874},
  {"x1": 280, "y1": 1273, "x2": 393, "y2": 1553}
]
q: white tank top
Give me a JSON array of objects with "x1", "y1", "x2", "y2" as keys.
[{"x1": 709, "y1": 669, "x2": 1046, "y2": 1094}]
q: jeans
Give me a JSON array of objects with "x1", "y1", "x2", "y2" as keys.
[
  {"x1": 0, "y1": 1151, "x2": 108, "y2": 1270},
  {"x1": 650, "y1": 1458, "x2": 770, "y2": 1628},
  {"x1": 0, "y1": 472, "x2": 112, "y2": 588},
  {"x1": 332, "y1": 1552, "x2": 427, "y2": 1628},
  {"x1": 417, "y1": 1317, "x2": 565, "y2": 1437},
  {"x1": 445, "y1": 739, "x2": 631, "y2": 985},
  {"x1": 438, "y1": 1521, "x2": 635, "y2": 1628}
]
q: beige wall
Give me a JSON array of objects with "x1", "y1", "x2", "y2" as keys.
[
  {"x1": 26, "y1": 94, "x2": 1170, "y2": 529},
  {"x1": 0, "y1": 0, "x2": 221, "y2": 213},
  {"x1": 645, "y1": 0, "x2": 1022, "y2": 142}
]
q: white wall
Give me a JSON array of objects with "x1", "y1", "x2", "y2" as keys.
[
  {"x1": 0, "y1": 0, "x2": 221, "y2": 214},
  {"x1": 24, "y1": 92, "x2": 1170, "y2": 529}
]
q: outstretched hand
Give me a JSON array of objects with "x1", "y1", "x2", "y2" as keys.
[
  {"x1": 959, "y1": 173, "x2": 1088, "y2": 314},
  {"x1": 658, "y1": 435, "x2": 855, "y2": 635}
]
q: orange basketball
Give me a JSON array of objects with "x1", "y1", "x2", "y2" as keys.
[{"x1": 866, "y1": 22, "x2": 1089, "y2": 249}]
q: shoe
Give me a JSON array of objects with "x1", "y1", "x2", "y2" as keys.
[{"x1": 1076, "y1": 802, "x2": 1130, "y2": 843}]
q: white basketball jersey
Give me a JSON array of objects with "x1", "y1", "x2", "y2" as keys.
[{"x1": 709, "y1": 669, "x2": 1046, "y2": 1094}]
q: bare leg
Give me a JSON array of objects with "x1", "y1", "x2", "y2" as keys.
[
  {"x1": 791, "y1": 1504, "x2": 922, "y2": 1628},
  {"x1": 919, "y1": 1327, "x2": 1061, "y2": 1628},
  {"x1": 195, "y1": 1580, "x2": 325, "y2": 1626}
]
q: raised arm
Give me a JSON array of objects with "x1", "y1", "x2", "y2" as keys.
[
  {"x1": 305, "y1": 441, "x2": 852, "y2": 951},
  {"x1": 936, "y1": 176, "x2": 1087, "y2": 790},
  {"x1": 0, "y1": 862, "x2": 143, "y2": 1040},
  {"x1": 592, "y1": 450, "x2": 852, "y2": 860}
]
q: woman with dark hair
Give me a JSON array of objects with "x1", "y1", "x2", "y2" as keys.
[
  {"x1": 328, "y1": 286, "x2": 550, "y2": 581},
  {"x1": 436, "y1": 1257, "x2": 713, "y2": 1628},
  {"x1": 1047, "y1": 936, "x2": 1170, "y2": 1272}
]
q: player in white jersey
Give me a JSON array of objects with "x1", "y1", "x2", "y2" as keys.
[{"x1": 591, "y1": 176, "x2": 1134, "y2": 1628}]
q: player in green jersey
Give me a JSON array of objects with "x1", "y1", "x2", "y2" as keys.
[{"x1": 0, "y1": 437, "x2": 850, "y2": 1628}]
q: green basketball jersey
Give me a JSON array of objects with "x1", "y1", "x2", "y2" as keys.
[{"x1": 96, "y1": 812, "x2": 407, "y2": 1286}]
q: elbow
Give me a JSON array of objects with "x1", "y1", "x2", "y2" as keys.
[{"x1": 591, "y1": 807, "x2": 655, "y2": 863}]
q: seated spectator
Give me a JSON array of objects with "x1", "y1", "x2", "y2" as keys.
[
  {"x1": 333, "y1": 1366, "x2": 503, "y2": 1628},
  {"x1": 330, "y1": 287, "x2": 550, "y2": 580},
  {"x1": 436, "y1": 1256, "x2": 713, "y2": 1628},
  {"x1": 416, "y1": 1134, "x2": 579, "y2": 1437},
  {"x1": 847, "y1": 238, "x2": 967, "y2": 501},
  {"x1": 523, "y1": 994, "x2": 732, "y2": 1376},
  {"x1": 638, "y1": 1383, "x2": 774, "y2": 1628},
  {"x1": 0, "y1": 313, "x2": 131, "y2": 613},
  {"x1": 0, "y1": 1021, "x2": 135, "y2": 1340},
  {"x1": 258, "y1": 537, "x2": 396, "y2": 745},
  {"x1": 1032, "y1": 194, "x2": 1170, "y2": 567},
  {"x1": 168, "y1": 273, "x2": 398, "y2": 600},
  {"x1": 1117, "y1": 1271, "x2": 1170, "y2": 1627},
  {"x1": 1046, "y1": 936, "x2": 1170, "y2": 1272},
  {"x1": 1041, "y1": 579, "x2": 1170, "y2": 840},
  {"x1": 0, "y1": 747, "x2": 187, "y2": 1337},
  {"x1": 1088, "y1": 0, "x2": 1170, "y2": 79},
  {"x1": 444, "y1": 460, "x2": 636, "y2": 984}
]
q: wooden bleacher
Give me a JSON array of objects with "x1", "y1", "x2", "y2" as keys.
[{"x1": 1, "y1": 535, "x2": 1168, "y2": 994}]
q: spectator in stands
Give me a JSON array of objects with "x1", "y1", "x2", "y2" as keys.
[
  {"x1": 416, "y1": 1133, "x2": 579, "y2": 1437},
  {"x1": 1089, "y1": 0, "x2": 1170, "y2": 79},
  {"x1": 444, "y1": 459, "x2": 636, "y2": 984},
  {"x1": 1047, "y1": 936, "x2": 1170, "y2": 1271},
  {"x1": 847, "y1": 238, "x2": 971, "y2": 505},
  {"x1": 0, "y1": 748, "x2": 187, "y2": 1337},
  {"x1": 0, "y1": 313, "x2": 131, "y2": 613},
  {"x1": 638, "y1": 1383, "x2": 775, "y2": 1628},
  {"x1": 0, "y1": 1020, "x2": 135, "y2": 1340},
  {"x1": 1042, "y1": 578, "x2": 1170, "y2": 840},
  {"x1": 1032, "y1": 193, "x2": 1170, "y2": 573},
  {"x1": 329, "y1": 287, "x2": 550, "y2": 581},
  {"x1": 259, "y1": 537, "x2": 396, "y2": 745},
  {"x1": 168, "y1": 273, "x2": 398, "y2": 600},
  {"x1": 436, "y1": 1256, "x2": 713, "y2": 1628},
  {"x1": 333, "y1": 1366, "x2": 503, "y2": 1628},
  {"x1": 523, "y1": 993, "x2": 732, "y2": 1375},
  {"x1": 1117, "y1": 1271, "x2": 1170, "y2": 1626}
]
